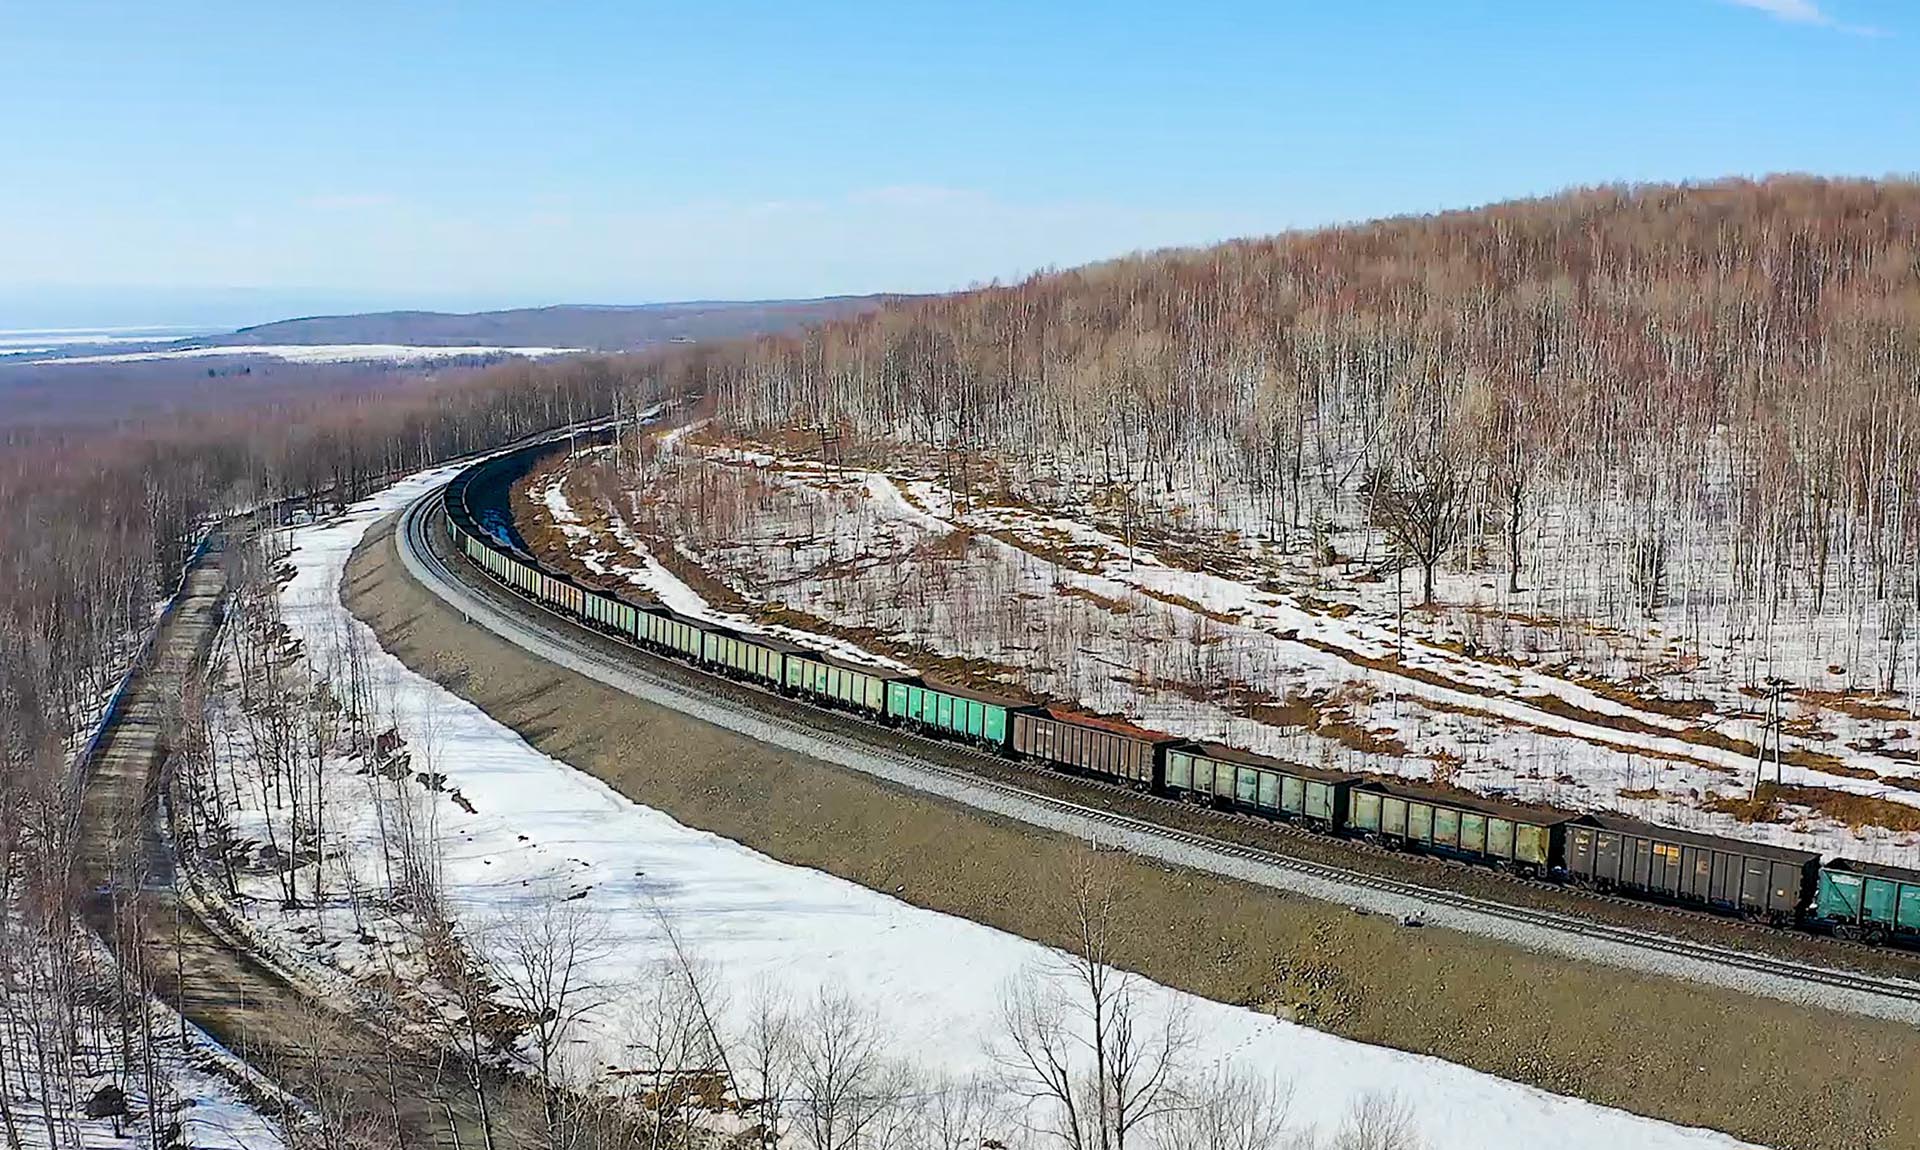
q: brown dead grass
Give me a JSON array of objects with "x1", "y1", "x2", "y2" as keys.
[
  {"x1": 1702, "y1": 791, "x2": 1781, "y2": 823},
  {"x1": 1055, "y1": 582, "x2": 1136, "y2": 615},
  {"x1": 1797, "y1": 688, "x2": 1914, "y2": 723},
  {"x1": 1144, "y1": 589, "x2": 1241, "y2": 625},
  {"x1": 1707, "y1": 783, "x2": 1920, "y2": 834},
  {"x1": 1239, "y1": 688, "x2": 1411, "y2": 758},
  {"x1": 1571, "y1": 675, "x2": 1715, "y2": 721}
]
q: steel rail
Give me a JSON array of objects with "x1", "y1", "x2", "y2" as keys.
[{"x1": 397, "y1": 481, "x2": 1920, "y2": 1022}]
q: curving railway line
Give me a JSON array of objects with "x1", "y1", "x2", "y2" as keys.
[{"x1": 397, "y1": 480, "x2": 1920, "y2": 1026}]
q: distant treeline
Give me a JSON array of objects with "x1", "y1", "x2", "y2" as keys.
[{"x1": 0, "y1": 353, "x2": 685, "y2": 774}]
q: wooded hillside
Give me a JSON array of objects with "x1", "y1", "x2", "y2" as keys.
[{"x1": 702, "y1": 177, "x2": 1920, "y2": 698}]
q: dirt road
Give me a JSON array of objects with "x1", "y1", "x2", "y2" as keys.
[{"x1": 75, "y1": 533, "x2": 556, "y2": 1149}]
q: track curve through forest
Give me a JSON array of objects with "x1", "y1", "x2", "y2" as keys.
[{"x1": 398, "y1": 479, "x2": 1920, "y2": 1026}]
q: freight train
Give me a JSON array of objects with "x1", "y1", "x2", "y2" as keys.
[{"x1": 440, "y1": 448, "x2": 1920, "y2": 950}]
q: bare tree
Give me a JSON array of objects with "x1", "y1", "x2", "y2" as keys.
[
  {"x1": 610, "y1": 947, "x2": 729, "y2": 1150},
  {"x1": 923, "y1": 1072, "x2": 1015, "y2": 1150},
  {"x1": 1149, "y1": 1070, "x2": 1298, "y2": 1150},
  {"x1": 734, "y1": 980, "x2": 796, "y2": 1150},
  {"x1": 1328, "y1": 1092, "x2": 1421, "y2": 1150},
  {"x1": 484, "y1": 893, "x2": 612, "y2": 1148},
  {"x1": 791, "y1": 988, "x2": 917, "y2": 1150},
  {"x1": 1361, "y1": 462, "x2": 1461, "y2": 609},
  {"x1": 998, "y1": 857, "x2": 1189, "y2": 1150}
]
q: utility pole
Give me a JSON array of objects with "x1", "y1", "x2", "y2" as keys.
[{"x1": 1751, "y1": 683, "x2": 1784, "y2": 801}]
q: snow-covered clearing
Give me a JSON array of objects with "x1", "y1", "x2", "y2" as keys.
[
  {"x1": 555, "y1": 435, "x2": 1920, "y2": 868},
  {"x1": 530, "y1": 450, "x2": 909, "y2": 668},
  {"x1": 252, "y1": 467, "x2": 1767, "y2": 1148},
  {"x1": 0, "y1": 326, "x2": 216, "y2": 348},
  {"x1": 0, "y1": 988, "x2": 291, "y2": 1150},
  {"x1": 33, "y1": 343, "x2": 583, "y2": 366}
]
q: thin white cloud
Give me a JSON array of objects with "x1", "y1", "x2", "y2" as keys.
[
  {"x1": 1722, "y1": 0, "x2": 1888, "y2": 34},
  {"x1": 847, "y1": 185, "x2": 982, "y2": 208},
  {"x1": 1725, "y1": 0, "x2": 1830, "y2": 23}
]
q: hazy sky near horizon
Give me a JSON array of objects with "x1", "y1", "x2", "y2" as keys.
[{"x1": 1, "y1": 0, "x2": 1915, "y2": 327}]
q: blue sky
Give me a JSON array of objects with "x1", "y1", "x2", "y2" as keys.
[{"x1": 0, "y1": 0, "x2": 1914, "y2": 327}]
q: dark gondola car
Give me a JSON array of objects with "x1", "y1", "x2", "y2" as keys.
[
  {"x1": 1565, "y1": 813, "x2": 1818, "y2": 921},
  {"x1": 1012, "y1": 708, "x2": 1180, "y2": 788}
]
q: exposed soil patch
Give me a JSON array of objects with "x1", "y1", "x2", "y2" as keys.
[{"x1": 349, "y1": 513, "x2": 1920, "y2": 1150}]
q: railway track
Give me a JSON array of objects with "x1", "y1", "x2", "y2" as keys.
[{"x1": 397, "y1": 482, "x2": 1920, "y2": 1024}]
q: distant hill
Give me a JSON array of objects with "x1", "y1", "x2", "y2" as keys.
[{"x1": 203, "y1": 297, "x2": 901, "y2": 351}]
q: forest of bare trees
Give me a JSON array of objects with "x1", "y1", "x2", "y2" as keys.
[
  {"x1": 0, "y1": 351, "x2": 677, "y2": 1146},
  {"x1": 689, "y1": 177, "x2": 1920, "y2": 697}
]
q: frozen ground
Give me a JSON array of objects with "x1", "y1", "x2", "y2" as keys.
[
  {"x1": 542, "y1": 433, "x2": 1920, "y2": 868},
  {"x1": 2, "y1": 1022, "x2": 290, "y2": 1150},
  {"x1": 254, "y1": 468, "x2": 1770, "y2": 1148},
  {"x1": 4, "y1": 854, "x2": 293, "y2": 1150}
]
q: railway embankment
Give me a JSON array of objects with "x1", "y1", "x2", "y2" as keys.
[{"x1": 354, "y1": 504, "x2": 1920, "y2": 1150}]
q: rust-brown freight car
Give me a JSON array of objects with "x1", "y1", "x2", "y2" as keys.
[{"x1": 1012, "y1": 708, "x2": 1179, "y2": 787}]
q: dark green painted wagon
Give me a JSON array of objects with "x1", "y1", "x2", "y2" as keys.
[
  {"x1": 886, "y1": 678, "x2": 1027, "y2": 748},
  {"x1": 1165, "y1": 743, "x2": 1354, "y2": 827},
  {"x1": 1351, "y1": 781, "x2": 1573, "y2": 872},
  {"x1": 786, "y1": 651, "x2": 912, "y2": 719}
]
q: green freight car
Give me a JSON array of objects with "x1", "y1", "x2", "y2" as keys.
[
  {"x1": 887, "y1": 678, "x2": 1027, "y2": 747},
  {"x1": 785, "y1": 652, "x2": 911, "y2": 719},
  {"x1": 1816, "y1": 860, "x2": 1920, "y2": 943},
  {"x1": 636, "y1": 607, "x2": 711, "y2": 660},
  {"x1": 1351, "y1": 780, "x2": 1573, "y2": 873},
  {"x1": 1165, "y1": 743, "x2": 1353, "y2": 827},
  {"x1": 581, "y1": 587, "x2": 644, "y2": 637},
  {"x1": 702, "y1": 626, "x2": 807, "y2": 687}
]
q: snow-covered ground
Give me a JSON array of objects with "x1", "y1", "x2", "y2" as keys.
[
  {"x1": 246, "y1": 465, "x2": 1768, "y2": 1148},
  {"x1": 557, "y1": 435, "x2": 1920, "y2": 868},
  {"x1": 3, "y1": 862, "x2": 293, "y2": 1150},
  {"x1": 0, "y1": 983, "x2": 291, "y2": 1150},
  {"x1": 532, "y1": 448, "x2": 910, "y2": 668},
  {"x1": 0, "y1": 325, "x2": 218, "y2": 349},
  {"x1": 33, "y1": 343, "x2": 583, "y2": 366}
]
